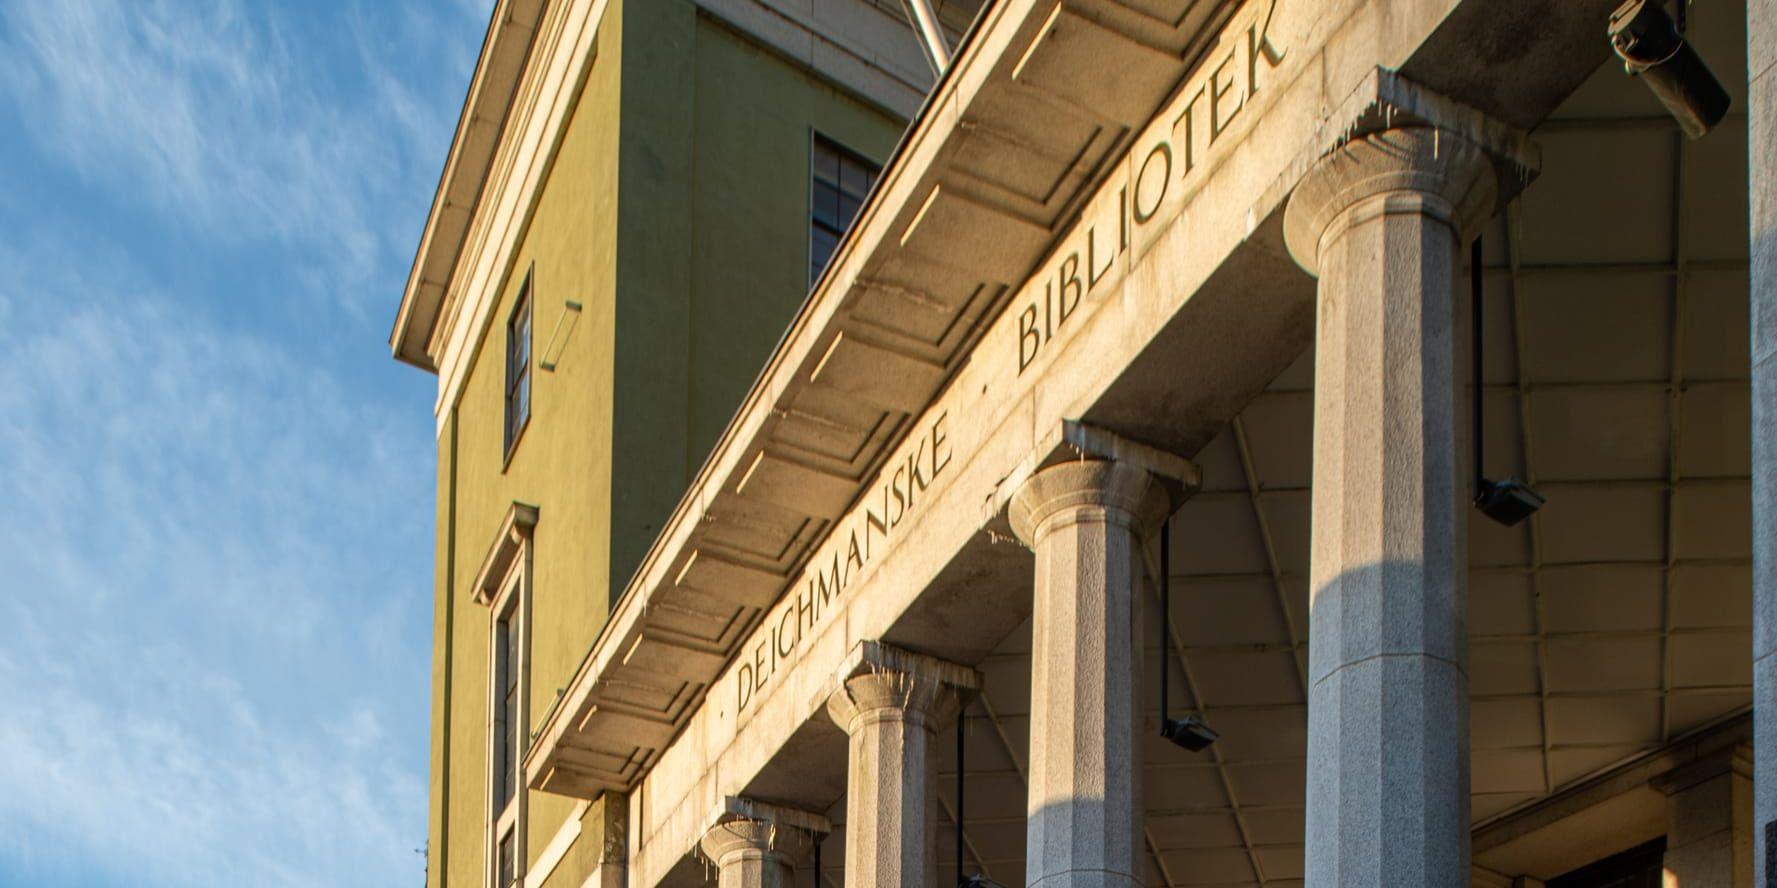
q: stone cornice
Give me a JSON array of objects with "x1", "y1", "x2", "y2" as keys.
[{"x1": 390, "y1": 0, "x2": 546, "y2": 373}]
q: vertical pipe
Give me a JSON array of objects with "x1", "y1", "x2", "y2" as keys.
[
  {"x1": 955, "y1": 712, "x2": 965, "y2": 887},
  {"x1": 1472, "y1": 236, "x2": 1485, "y2": 495},
  {"x1": 899, "y1": 0, "x2": 953, "y2": 75},
  {"x1": 1160, "y1": 518, "x2": 1171, "y2": 723}
]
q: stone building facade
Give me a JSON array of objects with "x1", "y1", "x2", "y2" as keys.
[{"x1": 392, "y1": 0, "x2": 1777, "y2": 885}]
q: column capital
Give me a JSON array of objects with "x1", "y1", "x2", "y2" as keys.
[
  {"x1": 697, "y1": 798, "x2": 825, "y2": 868},
  {"x1": 825, "y1": 640, "x2": 979, "y2": 734},
  {"x1": 1283, "y1": 126, "x2": 1500, "y2": 277},
  {"x1": 1008, "y1": 459, "x2": 1172, "y2": 549}
]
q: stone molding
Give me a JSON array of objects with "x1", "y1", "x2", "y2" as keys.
[
  {"x1": 1283, "y1": 126, "x2": 1499, "y2": 277},
  {"x1": 824, "y1": 641, "x2": 979, "y2": 735},
  {"x1": 1008, "y1": 459, "x2": 1174, "y2": 550},
  {"x1": 698, "y1": 819, "x2": 815, "y2": 868},
  {"x1": 471, "y1": 500, "x2": 539, "y2": 605},
  {"x1": 1652, "y1": 744, "x2": 1755, "y2": 797},
  {"x1": 697, "y1": 797, "x2": 827, "y2": 867}
]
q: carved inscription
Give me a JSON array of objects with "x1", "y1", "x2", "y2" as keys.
[
  {"x1": 728, "y1": 0, "x2": 1297, "y2": 715},
  {"x1": 1016, "y1": 0, "x2": 1287, "y2": 374},
  {"x1": 735, "y1": 411, "x2": 954, "y2": 711}
]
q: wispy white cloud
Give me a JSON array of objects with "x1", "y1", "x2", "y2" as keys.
[
  {"x1": 0, "y1": 0, "x2": 484, "y2": 882},
  {"x1": 0, "y1": 0, "x2": 476, "y2": 315},
  {"x1": 0, "y1": 217, "x2": 436, "y2": 884}
]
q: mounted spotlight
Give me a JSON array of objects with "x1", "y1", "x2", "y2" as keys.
[
  {"x1": 1471, "y1": 239, "x2": 1545, "y2": 528},
  {"x1": 1608, "y1": 0, "x2": 1730, "y2": 139},
  {"x1": 961, "y1": 876, "x2": 1008, "y2": 888},
  {"x1": 1161, "y1": 715, "x2": 1222, "y2": 752},
  {"x1": 1158, "y1": 520, "x2": 1219, "y2": 752},
  {"x1": 1475, "y1": 478, "x2": 1548, "y2": 527}
]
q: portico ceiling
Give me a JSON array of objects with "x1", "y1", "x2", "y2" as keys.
[{"x1": 851, "y1": 9, "x2": 1755, "y2": 887}]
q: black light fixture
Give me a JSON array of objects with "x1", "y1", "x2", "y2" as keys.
[
  {"x1": 956, "y1": 714, "x2": 966, "y2": 888},
  {"x1": 1158, "y1": 519, "x2": 1220, "y2": 751},
  {"x1": 1608, "y1": 0, "x2": 1730, "y2": 140},
  {"x1": 1471, "y1": 237, "x2": 1546, "y2": 527}
]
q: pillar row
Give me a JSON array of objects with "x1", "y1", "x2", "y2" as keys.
[
  {"x1": 1010, "y1": 458, "x2": 1172, "y2": 888},
  {"x1": 826, "y1": 641, "x2": 978, "y2": 888},
  {"x1": 1284, "y1": 126, "x2": 1502, "y2": 888}
]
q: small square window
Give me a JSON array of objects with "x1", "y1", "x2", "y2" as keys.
[{"x1": 810, "y1": 134, "x2": 880, "y2": 288}]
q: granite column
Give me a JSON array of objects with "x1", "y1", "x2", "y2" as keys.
[
  {"x1": 826, "y1": 642, "x2": 977, "y2": 888},
  {"x1": 1750, "y1": 0, "x2": 1777, "y2": 879},
  {"x1": 699, "y1": 805, "x2": 821, "y2": 888},
  {"x1": 1010, "y1": 459, "x2": 1170, "y2": 888},
  {"x1": 1284, "y1": 126, "x2": 1497, "y2": 888}
]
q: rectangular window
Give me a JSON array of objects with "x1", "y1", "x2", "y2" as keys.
[
  {"x1": 496, "y1": 831, "x2": 517, "y2": 888},
  {"x1": 493, "y1": 603, "x2": 521, "y2": 811},
  {"x1": 504, "y1": 276, "x2": 532, "y2": 457},
  {"x1": 810, "y1": 134, "x2": 880, "y2": 287},
  {"x1": 488, "y1": 578, "x2": 526, "y2": 888}
]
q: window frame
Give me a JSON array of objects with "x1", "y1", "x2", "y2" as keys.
[
  {"x1": 484, "y1": 552, "x2": 531, "y2": 888},
  {"x1": 503, "y1": 270, "x2": 534, "y2": 466},
  {"x1": 807, "y1": 131, "x2": 881, "y2": 289}
]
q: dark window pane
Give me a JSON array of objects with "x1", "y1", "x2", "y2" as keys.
[
  {"x1": 811, "y1": 180, "x2": 841, "y2": 229},
  {"x1": 498, "y1": 831, "x2": 516, "y2": 887},
  {"x1": 494, "y1": 612, "x2": 520, "y2": 810},
  {"x1": 840, "y1": 158, "x2": 871, "y2": 197},
  {"x1": 811, "y1": 227, "x2": 839, "y2": 275},
  {"x1": 810, "y1": 136, "x2": 880, "y2": 288},
  {"x1": 1548, "y1": 838, "x2": 1665, "y2": 888},
  {"x1": 813, "y1": 142, "x2": 839, "y2": 182},
  {"x1": 504, "y1": 281, "x2": 532, "y2": 451}
]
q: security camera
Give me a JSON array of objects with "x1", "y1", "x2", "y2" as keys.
[
  {"x1": 1608, "y1": 0, "x2": 1730, "y2": 139},
  {"x1": 1160, "y1": 715, "x2": 1220, "y2": 752}
]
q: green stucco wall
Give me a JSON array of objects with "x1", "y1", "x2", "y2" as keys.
[
  {"x1": 426, "y1": 1, "x2": 905, "y2": 885},
  {"x1": 432, "y1": 1, "x2": 623, "y2": 883},
  {"x1": 685, "y1": 14, "x2": 904, "y2": 473},
  {"x1": 607, "y1": 3, "x2": 905, "y2": 594}
]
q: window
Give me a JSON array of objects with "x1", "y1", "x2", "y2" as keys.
[
  {"x1": 488, "y1": 575, "x2": 527, "y2": 888},
  {"x1": 504, "y1": 276, "x2": 532, "y2": 458},
  {"x1": 1546, "y1": 838, "x2": 1665, "y2": 888},
  {"x1": 809, "y1": 134, "x2": 880, "y2": 287}
]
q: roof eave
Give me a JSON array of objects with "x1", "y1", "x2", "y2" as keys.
[{"x1": 388, "y1": 0, "x2": 542, "y2": 375}]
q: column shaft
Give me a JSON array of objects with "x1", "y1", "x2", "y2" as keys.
[
  {"x1": 1752, "y1": 0, "x2": 1777, "y2": 880},
  {"x1": 1011, "y1": 460, "x2": 1168, "y2": 888},
  {"x1": 1286, "y1": 128, "x2": 1496, "y2": 888},
  {"x1": 828, "y1": 663, "x2": 966, "y2": 888}
]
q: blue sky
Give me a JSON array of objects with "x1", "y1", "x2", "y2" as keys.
[{"x1": 0, "y1": 1, "x2": 485, "y2": 884}]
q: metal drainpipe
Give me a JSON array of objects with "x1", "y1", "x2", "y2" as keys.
[{"x1": 900, "y1": 0, "x2": 952, "y2": 76}]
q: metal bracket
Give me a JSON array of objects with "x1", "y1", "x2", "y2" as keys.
[{"x1": 539, "y1": 300, "x2": 583, "y2": 372}]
